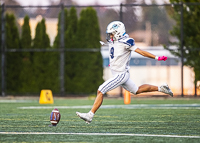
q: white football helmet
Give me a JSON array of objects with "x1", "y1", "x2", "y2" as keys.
[{"x1": 106, "y1": 21, "x2": 126, "y2": 41}]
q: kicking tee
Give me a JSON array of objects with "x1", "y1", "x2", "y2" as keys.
[{"x1": 108, "y1": 34, "x2": 137, "y2": 72}]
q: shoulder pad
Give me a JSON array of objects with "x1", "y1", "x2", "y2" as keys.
[{"x1": 119, "y1": 37, "x2": 135, "y2": 47}]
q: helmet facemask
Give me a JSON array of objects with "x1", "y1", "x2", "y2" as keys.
[
  {"x1": 106, "y1": 33, "x2": 111, "y2": 41},
  {"x1": 106, "y1": 33, "x2": 116, "y2": 42}
]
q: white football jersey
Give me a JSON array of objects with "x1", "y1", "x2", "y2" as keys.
[{"x1": 108, "y1": 34, "x2": 137, "y2": 72}]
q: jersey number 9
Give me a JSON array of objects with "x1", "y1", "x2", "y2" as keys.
[{"x1": 110, "y1": 47, "x2": 114, "y2": 59}]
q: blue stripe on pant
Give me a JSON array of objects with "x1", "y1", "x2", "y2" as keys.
[{"x1": 98, "y1": 72, "x2": 129, "y2": 94}]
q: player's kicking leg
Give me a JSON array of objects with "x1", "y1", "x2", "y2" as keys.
[{"x1": 136, "y1": 83, "x2": 173, "y2": 97}]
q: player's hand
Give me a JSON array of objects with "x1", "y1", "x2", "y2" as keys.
[{"x1": 158, "y1": 56, "x2": 167, "y2": 61}]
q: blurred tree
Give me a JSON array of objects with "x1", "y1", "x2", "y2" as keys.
[
  {"x1": 0, "y1": 7, "x2": 1, "y2": 93},
  {"x1": 123, "y1": 0, "x2": 138, "y2": 32},
  {"x1": 75, "y1": 7, "x2": 103, "y2": 94},
  {"x1": 65, "y1": 7, "x2": 78, "y2": 93},
  {"x1": 53, "y1": 8, "x2": 68, "y2": 94},
  {"x1": 71, "y1": 8, "x2": 86, "y2": 93},
  {"x1": 19, "y1": 15, "x2": 33, "y2": 93},
  {"x1": 5, "y1": 13, "x2": 21, "y2": 93},
  {"x1": 140, "y1": 0, "x2": 174, "y2": 45},
  {"x1": 32, "y1": 20, "x2": 45, "y2": 92},
  {"x1": 32, "y1": 18, "x2": 58, "y2": 93},
  {"x1": 84, "y1": 7, "x2": 103, "y2": 93},
  {"x1": 53, "y1": 8, "x2": 68, "y2": 49},
  {"x1": 167, "y1": 0, "x2": 200, "y2": 95}
]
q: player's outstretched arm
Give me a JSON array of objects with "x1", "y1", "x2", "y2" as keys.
[{"x1": 134, "y1": 48, "x2": 167, "y2": 61}]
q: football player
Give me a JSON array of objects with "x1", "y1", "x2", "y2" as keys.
[{"x1": 76, "y1": 21, "x2": 173, "y2": 124}]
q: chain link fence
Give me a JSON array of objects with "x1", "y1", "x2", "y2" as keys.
[{"x1": 1, "y1": 3, "x2": 200, "y2": 96}]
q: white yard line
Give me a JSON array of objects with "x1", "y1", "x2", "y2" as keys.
[
  {"x1": 0, "y1": 132, "x2": 200, "y2": 138},
  {"x1": 0, "y1": 100, "x2": 35, "y2": 103},
  {"x1": 18, "y1": 104, "x2": 200, "y2": 109}
]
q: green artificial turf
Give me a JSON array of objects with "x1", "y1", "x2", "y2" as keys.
[{"x1": 0, "y1": 97, "x2": 200, "y2": 142}]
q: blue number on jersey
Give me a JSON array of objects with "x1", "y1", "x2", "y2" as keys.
[{"x1": 110, "y1": 47, "x2": 114, "y2": 59}]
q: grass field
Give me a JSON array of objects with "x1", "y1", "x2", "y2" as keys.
[{"x1": 0, "y1": 97, "x2": 200, "y2": 143}]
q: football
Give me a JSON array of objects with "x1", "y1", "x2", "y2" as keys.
[{"x1": 50, "y1": 108, "x2": 61, "y2": 126}]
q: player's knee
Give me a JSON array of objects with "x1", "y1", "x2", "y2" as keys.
[
  {"x1": 136, "y1": 87, "x2": 141, "y2": 94},
  {"x1": 97, "y1": 90, "x2": 103, "y2": 96},
  {"x1": 97, "y1": 90, "x2": 104, "y2": 99},
  {"x1": 130, "y1": 87, "x2": 139, "y2": 95},
  {"x1": 133, "y1": 90, "x2": 138, "y2": 95}
]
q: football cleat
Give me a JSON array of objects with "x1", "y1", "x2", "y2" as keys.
[
  {"x1": 159, "y1": 83, "x2": 173, "y2": 97},
  {"x1": 76, "y1": 112, "x2": 93, "y2": 124}
]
